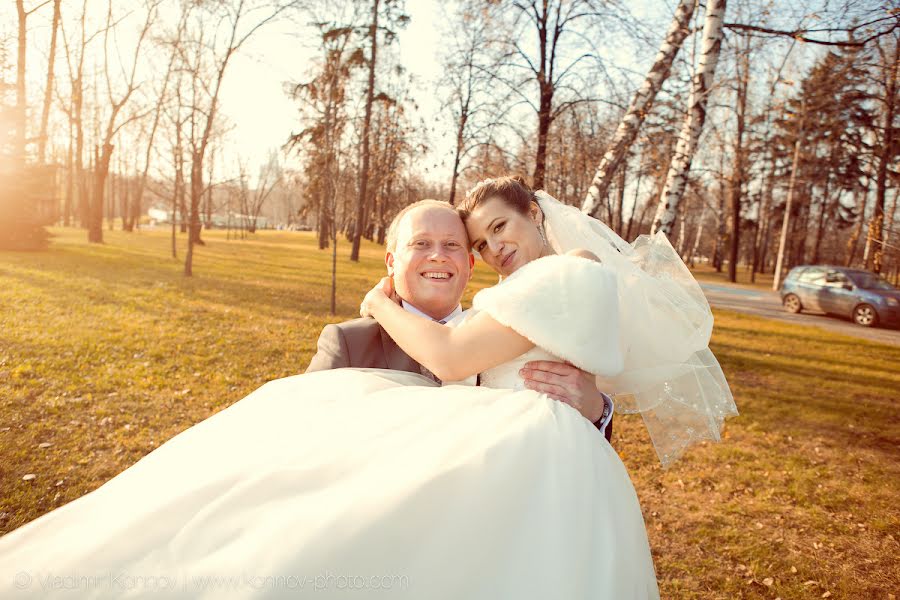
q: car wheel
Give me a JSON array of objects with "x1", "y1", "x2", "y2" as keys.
[
  {"x1": 853, "y1": 304, "x2": 879, "y2": 327},
  {"x1": 783, "y1": 294, "x2": 802, "y2": 313}
]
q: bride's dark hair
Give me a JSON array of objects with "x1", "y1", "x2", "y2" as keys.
[{"x1": 457, "y1": 176, "x2": 537, "y2": 221}]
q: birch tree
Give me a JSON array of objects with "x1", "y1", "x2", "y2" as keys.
[
  {"x1": 581, "y1": 0, "x2": 695, "y2": 217},
  {"x1": 651, "y1": 0, "x2": 727, "y2": 236}
]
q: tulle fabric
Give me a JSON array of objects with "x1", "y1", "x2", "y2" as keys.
[
  {"x1": 0, "y1": 369, "x2": 659, "y2": 599},
  {"x1": 537, "y1": 191, "x2": 738, "y2": 466}
]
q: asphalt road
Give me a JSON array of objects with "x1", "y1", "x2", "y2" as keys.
[{"x1": 700, "y1": 282, "x2": 900, "y2": 346}]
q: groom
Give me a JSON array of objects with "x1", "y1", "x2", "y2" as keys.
[{"x1": 306, "y1": 199, "x2": 614, "y2": 441}]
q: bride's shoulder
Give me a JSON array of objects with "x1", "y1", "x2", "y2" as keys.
[
  {"x1": 473, "y1": 253, "x2": 616, "y2": 310},
  {"x1": 509, "y1": 252, "x2": 609, "y2": 282},
  {"x1": 565, "y1": 248, "x2": 601, "y2": 262}
]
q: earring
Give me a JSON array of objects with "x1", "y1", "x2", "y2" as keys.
[{"x1": 538, "y1": 224, "x2": 547, "y2": 245}]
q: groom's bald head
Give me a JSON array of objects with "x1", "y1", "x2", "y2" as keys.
[
  {"x1": 386, "y1": 200, "x2": 462, "y2": 252},
  {"x1": 385, "y1": 200, "x2": 474, "y2": 320}
]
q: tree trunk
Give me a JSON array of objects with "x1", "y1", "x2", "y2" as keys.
[
  {"x1": 772, "y1": 102, "x2": 805, "y2": 290},
  {"x1": 172, "y1": 130, "x2": 183, "y2": 259},
  {"x1": 713, "y1": 181, "x2": 726, "y2": 272},
  {"x1": 448, "y1": 107, "x2": 467, "y2": 206},
  {"x1": 867, "y1": 39, "x2": 898, "y2": 274},
  {"x1": 15, "y1": 0, "x2": 27, "y2": 166},
  {"x1": 687, "y1": 201, "x2": 707, "y2": 267},
  {"x1": 582, "y1": 0, "x2": 695, "y2": 216},
  {"x1": 614, "y1": 163, "x2": 626, "y2": 235},
  {"x1": 811, "y1": 173, "x2": 832, "y2": 265},
  {"x1": 727, "y1": 33, "x2": 749, "y2": 282},
  {"x1": 652, "y1": 0, "x2": 727, "y2": 236},
  {"x1": 533, "y1": 81, "x2": 553, "y2": 190},
  {"x1": 37, "y1": 0, "x2": 61, "y2": 164},
  {"x1": 184, "y1": 159, "x2": 203, "y2": 276},
  {"x1": 64, "y1": 131, "x2": 73, "y2": 226},
  {"x1": 88, "y1": 143, "x2": 112, "y2": 243},
  {"x1": 751, "y1": 148, "x2": 776, "y2": 281},
  {"x1": 351, "y1": 0, "x2": 380, "y2": 262},
  {"x1": 623, "y1": 154, "x2": 646, "y2": 241}
]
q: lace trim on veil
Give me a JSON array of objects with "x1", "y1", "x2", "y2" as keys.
[{"x1": 536, "y1": 191, "x2": 738, "y2": 467}]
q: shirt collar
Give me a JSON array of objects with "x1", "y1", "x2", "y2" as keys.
[{"x1": 401, "y1": 300, "x2": 462, "y2": 323}]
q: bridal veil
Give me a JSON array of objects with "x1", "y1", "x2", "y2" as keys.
[{"x1": 536, "y1": 191, "x2": 738, "y2": 467}]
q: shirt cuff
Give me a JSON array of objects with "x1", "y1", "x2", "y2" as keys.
[{"x1": 593, "y1": 392, "x2": 614, "y2": 435}]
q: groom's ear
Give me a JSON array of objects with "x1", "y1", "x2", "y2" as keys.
[{"x1": 385, "y1": 252, "x2": 395, "y2": 276}]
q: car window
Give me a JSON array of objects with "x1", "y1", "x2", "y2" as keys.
[
  {"x1": 785, "y1": 267, "x2": 806, "y2": 281},
  {"x1": 850, "y1": 272, "x2": 897, "y2": 291},
  {"x1": 824, "y1": 270, "x2": 849, "y2": 286},
  {"x1": 798, "y1": 267, "x2": 825, "y2": 283}
]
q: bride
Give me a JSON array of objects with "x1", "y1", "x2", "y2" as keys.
[{"x1": 0, "y1": 177, "x2": 735, "y2": 599}]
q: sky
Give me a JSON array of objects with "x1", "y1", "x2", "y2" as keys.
[
  {"x1": 215, "y1": 0, "x2": 451, "y2": 178},
  {"x1": 0, "y1": 0, "x2": 682, "y2": 182},
  {"x1": 1, "y1": 0, "x2": 833, "y2": 188}
]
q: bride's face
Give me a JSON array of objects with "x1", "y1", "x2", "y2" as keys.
[{"x1": 464, "y1": 196, "x2": 545, "y2": 277}]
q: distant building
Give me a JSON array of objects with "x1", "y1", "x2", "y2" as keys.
[{"x1": 147, "y1": 207, "x2": 268, "y2": 230}]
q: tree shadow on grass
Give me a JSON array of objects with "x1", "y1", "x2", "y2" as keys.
[{"x1": 0, "y1": 258, "x2": 365, "y2": 320}]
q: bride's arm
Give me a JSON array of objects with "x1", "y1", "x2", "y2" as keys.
[{"x1": 362, "y1": 279, "x2": 534, "y2": 382}]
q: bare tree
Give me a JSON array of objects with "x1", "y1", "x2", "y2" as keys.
[
  {"x1": 582, "y1": 0, "x2": 695, "y2": 217},
  {"x1": 439, "y1": 2, "x2": 508, "y2": 205},
  {"x1": 349, "y1": 0, "x2": 408, "y2": 262},
  {"x1": 239, "y1": 151, "x2": 281, "y2": 233},
  {"x1": 652, "y1": 0, "x2": 728, "y2": 236},
  {"x1": 127, "y1": 12, "x2": 186, "y2": 235},
  {"x1": 37, "y1": 0, "x2": 61, "y2": 164},
  {"x1": 866, "y1": 32, "x2": 899, "y2": 273},
  {"x1": 726, "y1": 30, "x2": 750, "y2": 282},
  {"x1": 177, "y1": 0, "x2": 297, "y2": 276},
  {"x1": 490, "y1": 0, "x2": 612, "y2": 190},
  {"x1": 288, "y1": 15, "x2": 361, "y2": 314},
  {"x1": 87, "y1": 0, "x2": 159, "y2": 243}
]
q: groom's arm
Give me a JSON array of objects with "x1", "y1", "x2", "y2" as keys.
[
  {"x1": 306, "y1": 324, "x2": 351, "y2": 372},
  {"x1": 519, "y1": 361, "x2": 614, "y2": 443}
]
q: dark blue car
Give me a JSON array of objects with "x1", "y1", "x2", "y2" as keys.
[{"x1": 780, "y1": 265, "x2": 900, "y2": 327}]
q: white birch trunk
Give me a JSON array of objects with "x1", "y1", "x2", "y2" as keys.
[
  {"x1": 688, "y1": 200, "x2": 708, "y2": 266},
  {"x1": 582, "y1": 0, "x2": 696, "y2": 217},
  {"x1": 651, "y1": 0, "x2": 727, "y2": 236}
]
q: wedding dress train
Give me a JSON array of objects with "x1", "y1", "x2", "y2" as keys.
[{"x1": 0, "y1": 255, "x2": 659, "y2": 599}]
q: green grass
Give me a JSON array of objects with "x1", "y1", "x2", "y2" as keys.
[{"x1": 1, "y1": 227, "x2": 898, "y2": 599}]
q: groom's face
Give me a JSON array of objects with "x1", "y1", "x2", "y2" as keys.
[{"x1": 386, "y1": 206, "x2": 474, "y2": 320}]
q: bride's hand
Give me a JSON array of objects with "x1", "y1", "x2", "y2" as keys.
[{"x1": 360, "y1": 277, "x2": 400, "y2": 318}]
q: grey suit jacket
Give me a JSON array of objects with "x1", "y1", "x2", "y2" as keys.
[
  {"x1": 305, "y1": 317, "x2": 613, "y2": 442},
  {"x1": 306, "y1": 318, "x2": 423, "y2": 374}
]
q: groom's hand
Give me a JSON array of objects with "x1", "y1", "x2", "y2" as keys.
[{"x1": 520, "y1": 361, "x2": 606, "y2": 423}]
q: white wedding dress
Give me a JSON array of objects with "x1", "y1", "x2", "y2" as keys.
[{"x1": 0, "y1": 255, "x2": 659, "y2": 599}]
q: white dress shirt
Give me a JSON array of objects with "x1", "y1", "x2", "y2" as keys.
[{"x1": 400, "y1": 301, "x2": 462, "y2": 323}]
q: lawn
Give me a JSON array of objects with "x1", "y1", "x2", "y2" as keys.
[{"x1": 1, "y1": 227, "x2": 898, "y2": 599}]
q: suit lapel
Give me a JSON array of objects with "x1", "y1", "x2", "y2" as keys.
[{"x1": 379, "y1": 325, "x2": 421, "y2": 374}]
